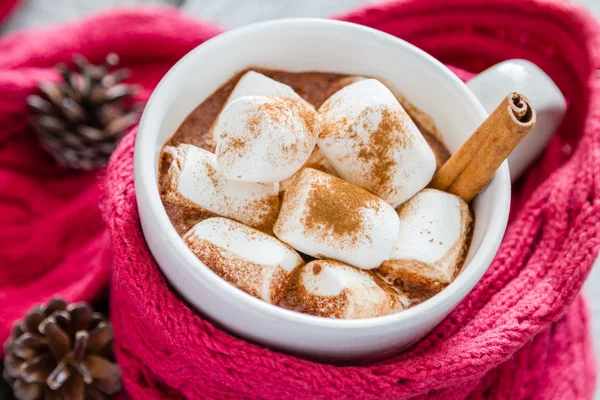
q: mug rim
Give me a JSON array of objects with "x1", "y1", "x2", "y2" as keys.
[{"x1": 134, "y1": 18, "x2": 510, "y2": 330}]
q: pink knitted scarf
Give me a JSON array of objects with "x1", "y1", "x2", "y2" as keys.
[{"x1": 1, "y1": 0, "x2": 599, "y2": 398}]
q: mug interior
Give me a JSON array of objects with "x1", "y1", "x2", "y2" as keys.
[{"x1": 135, "y1": 19, "x2": 510, "y2": 334}]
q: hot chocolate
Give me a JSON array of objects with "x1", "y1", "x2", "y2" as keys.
[
  {"x1": 158, "y1": 68, "x2": 465, "y2": 319},
  {"x1": 160, "y1": 69, "x2": 450, "y2": 234}
]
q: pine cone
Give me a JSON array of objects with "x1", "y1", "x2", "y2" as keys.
[
  {"x1": 27, "y1": 54, "x2": 141, "y2": 171},
  {"x1": 3, "y1": 298, "x2": 121, "y2": 400}
]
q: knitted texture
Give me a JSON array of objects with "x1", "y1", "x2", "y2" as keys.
[
  {"x1": 0, "y1": 5, "x2": 220, "y2": 357},
  {"x1": 0, "y1": 0, "x2": 598, "y2": 398}
]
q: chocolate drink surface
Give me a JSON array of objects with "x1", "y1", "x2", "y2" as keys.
[{"x1": 158, "y1": 68, "x2": 467, "y2": 314}]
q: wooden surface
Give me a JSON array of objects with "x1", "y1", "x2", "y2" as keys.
[{"x1": 2, "y1": 1, "x2": 599, "y2": 396}]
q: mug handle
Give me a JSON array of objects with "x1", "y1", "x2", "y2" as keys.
[{"x1": 466, "y1": 59, "x2": 567, "y2": 182}]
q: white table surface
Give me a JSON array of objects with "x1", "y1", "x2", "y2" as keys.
[{"x1": 2, "y1": 0, "x2": 599, "y2": 397}]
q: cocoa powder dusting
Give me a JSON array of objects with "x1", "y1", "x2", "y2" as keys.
[
  {"x1": 356, "y1": 108, "x2": 408, "y2": 195},
  {"x1": 204, "y1": 163, "x2": 220, "y2": 188},
  {"x1": 257, "y1": 98, "x2": 283, "y2": 124},
  {"x1": 304, "y1": 172, "x2": 378, "y2": 242},
  {"x1": 260, "y1": 97, "x2": 320, "y2": 136},
  {"x1": 221, "y1": 137, "x2": 247, "y2": 155},
  {"x1": 284, "y1": 98, "x2": 320, "y2": 135},
  {"x1": 253, "y1": 194, "x2": 280, "y2": 234},
  {"x1": 247, "y1": 113, "x2": 262, "y2": 138},
  {"x1": 322, "y1": 76, "x2": 450, "y2": 170},
  {"x1": 218, "y1": 111, "x2": 260, "y2": 161},
  {"x1": 319, "y1": 116, "x2": 348, "y2": 139},
  {"x1": 162, "y1": 199, "x2": 215, "y2": 236},
  {"x1": 185, "y1": 237, "x2": 291, "y2": 304}
]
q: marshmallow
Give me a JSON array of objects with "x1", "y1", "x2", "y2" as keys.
[
  {"x1": 163, "y1": 144, "x2": 279, "y2": 232},
  {"x1": 318, "y1": 79, "x2": 436, "y2": 208},
  {"x1": 273, "y1": 168, "x2": 399, "y2": 270},
  {"x1": 279, "y1": 260, "x2": 404, "y2": 319},
  {"x1": 378, "y1": 189, "x2": 472, "y2": 290},
  {"x1": 207, "y1": 71, "x2": 311, "y2": 151},
  {"x1": 280, "y1": 146, "x2": 338, "y2": 193},
  {"x1": 184, "y1": 218, "x2": 304, "y2": 303},
  {"x1": 214, "y1": 95, "x2": 321, "y2": 182},
  {"x1": 324, "y1": 76, "x2": 366, "y2": 100},
  {"x1": 226, "y1": 70, "x2": 305, "y2": 105}
]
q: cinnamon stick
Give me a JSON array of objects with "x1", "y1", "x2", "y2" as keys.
[{"x1": 429, "y1": 93, "x2": 536, "y2": 202}]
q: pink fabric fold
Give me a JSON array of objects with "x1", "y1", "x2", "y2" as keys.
[
  {"x1": 0, "y1": 1, "x2": 598, "y2": 398},
  {"x1": 0, "y1": 0, "x2": 20, "y2": 25}
]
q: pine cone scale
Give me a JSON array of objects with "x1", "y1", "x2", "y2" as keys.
[
  {"x1": 34, "y1": 115, "x2": 66, "y2": 133},
  {"x1": 88, "y1": 369, "x2": 121, "y2": 395},
  {"x1": 69, "y1": 303, "x2": 94, "y2": 333},
  {"x1": 59, "y1": 374, "x2": 84, "y2": 400},
  {"x1": 26, "y1": 96, "x2": 54, "y2": 115},
  {"x1": 12, "y1": 333, "x2": 48, "y2": 359},
  {"x1": 85, "y1": 355, "x2": 119, "y2": 382},
  {"x1": 20, "y1": 353, "x2": 54, "y2": 383},
  {"x1": 23, "y1": 308, "x2": 46, "y2": 333},
  {"x1": 80, "y1": 126, "x2": 109, "y2": 141},
  {"x1": 61, "y1": 98, "x2": 87, "y2": 121},
  {"x1": 71, "y1": 331, "x2": 88, "y2": 363},
  {"x1": 38, "y1": 84, "x2": 64, "y2": 109},
  {"x1": 105, "y1": 113, "x2": 139, "y2": 135},
  {"x1": 41, "y1": 318, "x2": 71, "y2": 361},
  {"x1": 52, "y1": 311, "x2": 72, "y2": 335},
  {"x1": 46, "y1": 360, "x2": 70, "y2": 390},
  {"x1": 87, "y1": 323, "x2": 112, "y2": 354},
  {"x1": 4, "y1": 354, "x2": 23, "y2": 377},
  {"x1": 13, "y1": 379, "x2": 42, "y2": 400},
  {"x1": 102, "y1": 70, "x2": 130, "y2": 87},
  {"x1": 103, "y1": 85, "x2": 137, "y2": 104}
]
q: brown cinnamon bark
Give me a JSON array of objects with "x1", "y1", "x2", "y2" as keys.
[{"x1": 429, "y1": 93, "x2": 536, "y2": 202}]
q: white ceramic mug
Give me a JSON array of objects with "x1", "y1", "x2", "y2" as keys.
[{"x1": 134, "y1": 19, "x2": 565, "y2": 361}]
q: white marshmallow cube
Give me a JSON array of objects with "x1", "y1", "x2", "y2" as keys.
[
  {"x1": 378, "y1": 189, "x2": 472, "y2": 290},
  {"x1": 324, "y1": 76, "x2": 366, "y2": 99},
  {"x1": 214, "y1": 95, "x2": 321, "y2": 183},
  {"x1": 207, "y1": 71, "x2": 311, "y2": 150},
  {"x1": 318, "y1": 79, "x2": 436, "y2": 208},
  {"x1": 279, "y1": 260, "x2": 404, "y2": 319},
  {"x1": 273, "y1": 168, "x2": 399, "y2": 270},
  {"x1": 184, "y1": 218, "x2": 304, "y2": 303},
  {"x1": 163, "y1": 144, "x2": 279, "y2": 232},
  {"x1": 226, "y1": 70, "x2": 306, "y2": 105}
]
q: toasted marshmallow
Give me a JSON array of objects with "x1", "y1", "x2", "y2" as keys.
[
  {"x1": 280, "y1": 146, "x2": 338, "y2": 193},
  {"x1": 184, "y1": 218, "x2": 304, "y2": 303},
  {"x1": 163, "y1": 144, "x2": 279, "y2": 232},
  {"x1": 279, "y1": 260, "x2": 404, "y2": 319},
  {"x1": 378, "y1": 189, "x2": 472, "y2": 290},
  {"x1": 214, "y1": 96, "x2": 321, "y2": 183},
  {"x1": 226, "y1": 70, "x2": 304, "y2": 105},
  {"x1": 273, "y1": 168, "x2": 399, "y2": 270},
  {"x1": 318, "y1": 79, "x2": 436, "y2": 208}
]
